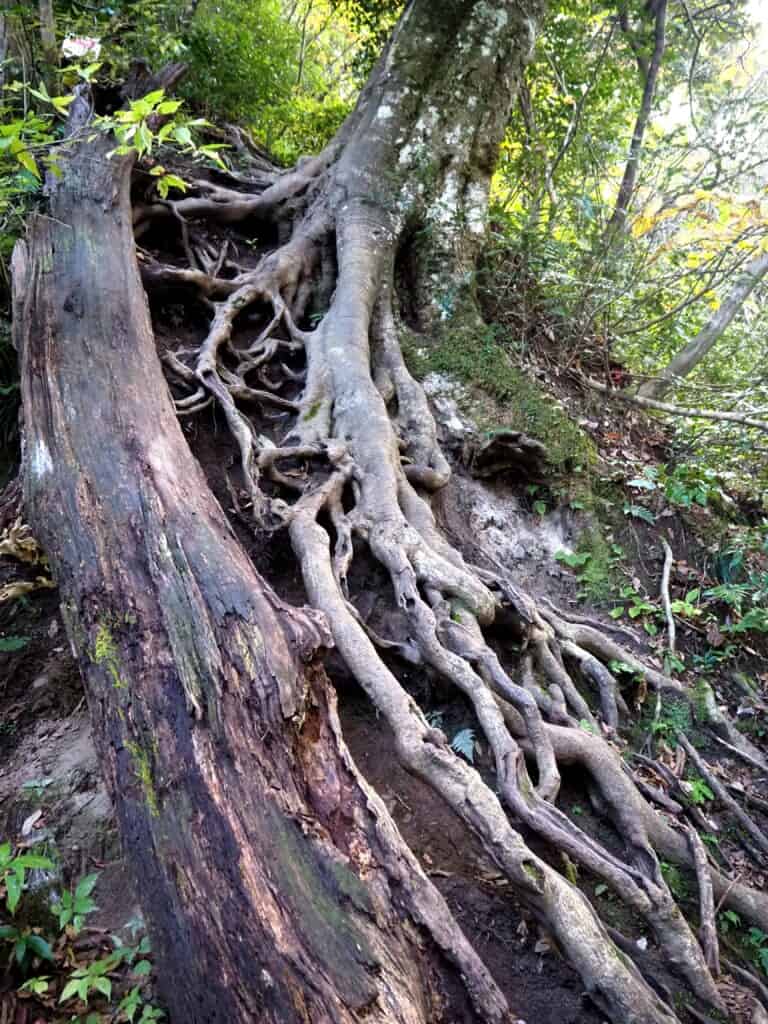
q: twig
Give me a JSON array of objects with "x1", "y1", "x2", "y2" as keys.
[
  {"x1": 722, "y1": 957, "x2": 768, "y2": 1011},
  {"x1": 713, "y1": 872, "x2": 742, "y2": 917},
  {"x1": 686, "y1": 826, "x2": 719, "y2": 975},
  {"x1": 726, "y1": 783, "x2": 768, "y2": 816},
  {"x1": 625, "y1": 764, "x2": 682, "y2": 814},
  {"x1": 540, "y1": 597, "x2": 639, "y2": 642},
  {"x1": 660, "y1": 538, "x2": 676, "y2": 656},
  {"x1": 677, "y1": 732, "x2": 768, "y2": 863},
  {"x1": 711, "y1": 733, "x2": 767, "y2": 774}
]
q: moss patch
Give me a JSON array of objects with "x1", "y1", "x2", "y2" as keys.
[
  {"x1": 401, "y1": 317, "x2": 596, "y2": 475},
  {"x1": 92, "y1": 621, "x2": 128, "y2": 691},
  {"x1": 125, "y1": 740, "x2": 159, "y2": 818}
]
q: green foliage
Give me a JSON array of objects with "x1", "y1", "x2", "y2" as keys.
[
  {"x1": 59, "y1": 954, "x2": 118, "y2": 1004},
  {"x1": 650, "y1": 699, "x2": 692, "y2": 741},
  {"x1": 555, "y1": 534, "x2": 623, "y2": 602},
  {"x1": 450, "y1": 727, "x2": 476, "y2": 763},
  {"x1": 0, "y1": 925, "x2": 55, "y2": 967},
  {"x1": 747, "y1": 927, "x2": 768, "y2": 977},
  {"x1": 0, "y1": 842, "x2": 54, "y2": 917},
  {"x1": 659, "y1": 860, "x2": 688, "y2": 900},
  {"x1": 0, "y1": 843, "x2": 162, "y2": 1017},
  {"x1": 685, "y1": 775, "x2": 714, "y2": 806},
  {"x1": 119, "y1": 987, "x2": 165, "y2": 1023},
  {"x1": 0, "y1": 634, "x2": 29, "y2": 651},
  {"x1": 719, "y1": 908, "x2": 741, "y2": 934},
  {"x1": 52, "y1": 873, "x2": 99, "y2": 934},
  {"x1": 670, "y1": 589, "x2": 702, "y2": 619},
  {"x1": 182, "y1": 0, "x2": 302, "y2": 124}
]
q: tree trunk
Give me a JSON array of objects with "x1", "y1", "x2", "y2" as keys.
[
  {"x1": 606, "y1": 0, "x2": 668, "y2": 236},
  {"x1": 637, "y1": 248, "x2": 768, "y2": 399},
  {"x1": 38, "y1": 0, "x2": 57, "y2": 85},
  {"x1": 16, "y1": 1, "x2": 768, "y2": 1021},
  {"x1": 14, "y1": 128, "x2": 510, "y2": 1024}
]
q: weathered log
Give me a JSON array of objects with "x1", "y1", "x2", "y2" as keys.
[{"x1": 15, "y1": 132, "x2": 509, "y2": 1024}]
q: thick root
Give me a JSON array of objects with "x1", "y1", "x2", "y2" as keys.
[{"x1": 147, "y1": 167, "x2": 768, "y2": 1023}]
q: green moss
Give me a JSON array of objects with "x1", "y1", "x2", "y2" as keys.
[
  {"x1": 401, "y1": 316, "x2": 596, "y2": 475},
  {"x1": 522, "y1": 859, "x2": 545, "y2": 889},
  {"x1": 692, "y1": 677, "x2": 713, "y2": 723},
  {"x1": 571, "y1": 525, "x2": 618, "y2": 602},
  {"x1": 92, "y1": 621, "x2": 128, "y2": 690},
  {"x1": 125, "y1": 740, "x2": 159, "y2": 818},
  {"x1": 302, "y1": 399, "x2": 323, "y2": 422},
  {"x1": 265, "y1": 804, "x2": 379, "y2": 1004}
]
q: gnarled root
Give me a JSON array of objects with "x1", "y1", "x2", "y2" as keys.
[{"x1": 144, "y1": 170, "x2": 768, "y2": 1024}]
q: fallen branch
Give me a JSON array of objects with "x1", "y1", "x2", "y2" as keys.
[
  {"x1": 677, "y1": 732, "x2": 768, "y2": 863},
  {"x1": 660, "y1": 538, "x2": 676, "y2": 656},
  {"x1": 583, "y1": 375, "x2": 768, "y2": 433},
  {"x1": 686, "y1": 826, "x2": 719, "y2": 975}
]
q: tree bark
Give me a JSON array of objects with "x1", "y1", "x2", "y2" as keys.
[
  {"x1": 637, "y1": 248, "x2": 768, "y2": 399},
  {"x1": 14, "y1": 130, "x2": 510, "y2": 1024},
  {"x1": 38, "y1": 0, "x2": 57, "y2": 85}
]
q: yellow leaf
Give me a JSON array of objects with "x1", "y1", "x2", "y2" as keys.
[{"x1": 16, "y1": 150, "x2": 40, "y2": 179}]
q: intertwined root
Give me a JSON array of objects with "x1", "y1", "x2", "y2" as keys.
[{"x1": 140, "y1": 171, "x2": 768, "y2": 1023}]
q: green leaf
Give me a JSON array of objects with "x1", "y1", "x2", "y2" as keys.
[
  {"x1": 141, "y1": 89, "x2": 166, "y2": 108},
  {"x1": 173, "y1": 125, "x2": 192, "y2": 147},
  {"x1": 624, "y1": 504, "x2": 656, "y2": 524},
  {"x1": 79, "y1": 62, "x2": 102, "y2": 82},
  {"x1": 450, "y1": 727, "x2": 475, "y2": 763},
  {"x1": 5, "y1": 872, "x2": 22, "y2": 914},
  {"x1": 60, "y1": 978, "x2": 82, "y2": 1003},
  {"x1": 21, "y1": 975, "x2": 50, "y2": 995},
  {"x1": 0, "y1": 635, "x2": 29, "y2": 651},
  {"x1": 608, "y1": 607, "x2": 625, "y2": 619},
  {"x1": 26, "y1": 934, "x2": 54, "y2": 961},
  {"x1": 132, "y1": 959, "x2": 152, "y2": 977},
  {"x1": 93, "y1": 975, "x2": 112, "y2": 998},
  {"x1": 14, "y1": 854, "x2": 54, "y2": 870},
  {"x1": 16, "y1": 150, "x2": 40, "y2": 180},
  {"x1": 52, "y1": 95, "x2": 76, "y2": 114},
  {"x1": 135, "y1": 122, "x2": 153, "y2": 156},
  {"x1": 75, "y1": 873, "x2": 99, "y2": 900}
]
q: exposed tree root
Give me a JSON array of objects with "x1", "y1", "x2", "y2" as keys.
[
  {"x1": 133, "y1": 139, "x2": 768, "y2": 1020},
  {"x1": 131, "y1": 4, "x2": 768, "y2": 1017}
]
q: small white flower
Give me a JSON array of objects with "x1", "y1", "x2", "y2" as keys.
[{"x1": 62, "y1": 35, "x2": 101, "y2": 60}]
